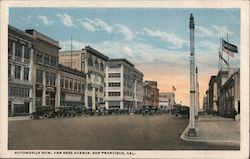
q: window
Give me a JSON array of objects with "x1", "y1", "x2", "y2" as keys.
[
  {"x1": 109, "y1": 63, "x2": 121, "y2": 68},
  {"x1": 74, "y1": 81, "x2": 77, "y2": 90},
  {"x1": 108, "y1": 82, "x2": 121, "y2": 87},
  {"x1": 50, "y1": 56, "x2": 57, "y2": 67},
  {"x1": 88, "y1": 84, "x2": 92, "y2": 90},
  {"x1": 8, "y1": 64, "x2": 11, "y2": 78},
  {"x1": 82, "y1": 83, "x2": 85, "y2": 91},
  {"x1": 88, "y1": 96, "x2": 92, "y2": 108},
  {"x1": 36, "y1": 51, "x2": 43, "y2": 63},
  {"x1": 69, "y1": 79, "x2": 73, "y2": 89},
  {"x1": 88, "y1": 57, "x2": 93, "y2": 66},
  {"x1": 36, "y1": 70, "x2": 43, "y2": 83},
  {"x1": 15, "y1": 43, "x2": 22, "y2": 58},
  {"x1": 94, "y1": 60, "x2": 99, "y2": 69},
  {"x1": 44, "y1": 54, "x2": 50, "y2": 65},
  {"x1": 50, "y1": 73, "x2": 55, "y2": 86},
  {"x1": 24, "y1": 67, "x2": 29, "y2": 80},
  {"x1": 65, "y1": 78, "x2": 69, "y2": 89},
  {"x1": 108, "y1": 92, "x2": 121, "y2": 96},
  {"x1": 46, "y1": 72, "x2": 49, "y2": 85},
  {"x1": 100, "y1": 63, "x2": 104, "y2": 71},
  {"x1": 78, "y1": 83, "x2": 81, "y2": 91},
  {"x1": 24, "y1": 46, "x2": 30, "y2": 60},
  {"x1": 60, "y1": 76, "x2": 64, "y2": 88},
  {"x1": 108, "y1": 73, "x2": 121, "y2": 78},
  {"x1": 15, "y1": 65, "x2": 21, "y2": 79},
  {"x1": 8, "y1": 40, "x2": 13, "y2": 55}
]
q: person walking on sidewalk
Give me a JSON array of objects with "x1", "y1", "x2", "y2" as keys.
[{"x1": 233, "y1": 107, "x2": 237, "y2": 121}]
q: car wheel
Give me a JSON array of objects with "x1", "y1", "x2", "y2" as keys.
[
  {"x1": 30, "y1": 115, "x2": 35, "y2": 120},
  {"x1": 43, "y1": 114, "x2": 49, "y2": 119}
]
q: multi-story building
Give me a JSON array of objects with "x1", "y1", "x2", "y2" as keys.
[
  {"x1": 105, "y1": 59, "x2": 143, "y2": 110},
  {"x1": 216, "y1": 69, "x2": 229, "y2": 115},
  {"x1": 143, "y1": 81, "x2": 159, "y2": 108},
  {"x1": 220, "y1": 68, "x2": 240, "y2": 117},
  {"x1": 134, "y1": 68, "x2": 144, "y2": 108},
  {"x1": 59, "y1": 64, "x2": 86, "y2": 106},
  {"x1": 159, "y1": 92, "x2": 175, "y2": 111},
  {"x1": 59, "y1": 46, "x2": 108, "y2": 110},
  {"x1": 208, "y1": 76, "x2": 217, "y2": 114},
  {"x1": 25, "y1": 29, "x2": 61, "y2": 110},
  {"x1": 8, "y1": 25, "x2": 34, "y2": 116}
]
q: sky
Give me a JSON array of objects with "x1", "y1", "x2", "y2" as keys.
[{"x1": 9, "y1": 8, "x2": 240, "y2": 106}]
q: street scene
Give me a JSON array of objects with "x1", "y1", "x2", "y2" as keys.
[
  {"x1": 7, "y1": 7, "x2": 241, "y2": 152},
  {"x1": 8, "y1": 114, "x2": 239, "y2": 150}
]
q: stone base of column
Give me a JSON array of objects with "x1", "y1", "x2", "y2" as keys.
[
  {"x1": 188, "y1": 128, "x2": 197, "y2": 137},
  {"x1": 195, "y1": 115, "x2": 198, "y2": 119}
]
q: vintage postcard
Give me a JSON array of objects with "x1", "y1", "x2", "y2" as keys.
[{"x1": 0, "y1": 0, "x2": 249, "y2": 158}]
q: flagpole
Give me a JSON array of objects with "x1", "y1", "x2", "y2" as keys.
[
  {"x1": 227, "y1": 34, "x2": 230, "y2": 76},
  {"x1": 221, "y1": 38, "x2": 223, "y2": 70}
]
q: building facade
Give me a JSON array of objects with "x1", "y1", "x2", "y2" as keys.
[
  {"x1": 159, "y1": 92, "x2": 175, "y2": 110},
  {"x1": 208, "y1": 76, "x2": 217, "y2": 114},
  {"x1": 8, "y1": 25, "x2": 34, "y2": 116},
  {"x1": 59, "y1": 46, "x2": 108, "y2": 110},
  {"x1": 59, "y1": 64, "x2": 86, "y2": 106},
  {"x1": 25, "y1": 29, "x2": 61, "y2": 110},
  {"x1": 220, "y1": 69, "x2": 240, "y2": 117},
  {"x1": 216, "y1": 69, "x2": 229, "y2": 115},
  {"x1": 143, "y1": 81, "x2": 159, "y2": 107},
  {"x1": 105, "y1": 59, "x2": 143, "y2": 110}
]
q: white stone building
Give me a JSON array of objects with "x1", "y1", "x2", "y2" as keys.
[
  {"x1": 105, "y1": 59, "x2": 143, "y2": 110},
  {"x1": 159, "y1": 92, "x2": 175, "y2": 111}
]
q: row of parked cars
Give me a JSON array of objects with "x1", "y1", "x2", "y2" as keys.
[{"x1": 30, "y1": 105, "x2": 166, "y2": 119}]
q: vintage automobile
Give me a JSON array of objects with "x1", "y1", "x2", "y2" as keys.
[
  {"x1": 30, "y1": 105, "x2": 54, "y2": 119},
  {"x1": 141, "y1": 105, "x2": 156, "y2": 116},
  {"x1": 54, "y1": 106, "x2": 76, "y2": 118},
  {"x1": 73, "y1": 105, "x2": 86, "y2": 116},
  {"x1": 173, "y1": 105, "x2": 189, "y2": 118}
]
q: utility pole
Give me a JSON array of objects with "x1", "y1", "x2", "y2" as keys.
[
  {"x1": 188, "y1": 13, "x2": 197, "y2": 136},
  {"x1": 195, "y1": 67, "x2": 199, "y2": 119}
]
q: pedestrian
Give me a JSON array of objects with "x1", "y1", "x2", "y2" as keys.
[{"x1": 233, "y1": 107, "x2": 237, "y2": 121}]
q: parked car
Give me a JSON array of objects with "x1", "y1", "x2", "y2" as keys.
[{"x1": 30, "y1": 105, "x2": 54, "y2": 119}]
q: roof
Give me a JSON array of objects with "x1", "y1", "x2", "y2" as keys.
[
  {"x1": 83, "y1": 46, "x2": 109, "y2": 61},
  {"x1": 25, "y1": 29, "x2": 60, "y2": 49},
  {"x1": 59, "y1": 64, "x2": 86, "y2": 78},
  {"x1": 108, "y1": 58, "x2": 135, "y2": 67},
  {"x1": 8, "y1": 25, "x2": 34, "y2": 42}
]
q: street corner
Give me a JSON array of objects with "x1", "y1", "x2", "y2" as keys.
[{"x1": 180, "y1": 122, "x2": 240, "y2": 147}]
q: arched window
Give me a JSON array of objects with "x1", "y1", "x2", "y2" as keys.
[
  {"x1": 88, "y1": 57, "x2": 93, "y2": 66},
  {"x1": 94, "y1": 60, "x2": 99, "y2": 69},
  {"x1": 100, "y1": 62, "x2": 104, "y2": 70}
]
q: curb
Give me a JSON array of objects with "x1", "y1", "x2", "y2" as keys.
[{"x1": 180, "y1": 125, "x2": 240, "y2": 146}]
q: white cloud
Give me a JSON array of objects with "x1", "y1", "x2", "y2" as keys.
[
  {"x1": 80, "y1": 18, "x2": 113, "y2": 33},
  {"x1": 38, "y1": 15, "x2": 53, "y2": 26},
  {"x1": 115, "y1": 24, "x2": 135, "y2": 41},
  {"x1": 143, "y1": 28, "x2": 188, "y2": 49},
  {"x1": 196, "y1": 25, "x2": 233, "y2": 38},
  {"x1": 81, "y1": 22, "x2": 95, "y2": 32},
  {"x1": 57, "y1": 14, "x2": 74, "y2": 27}
]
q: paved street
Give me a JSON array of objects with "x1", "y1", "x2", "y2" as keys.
[{"x1": 8, "y1": 114, "x2": 239, "y2": 150}]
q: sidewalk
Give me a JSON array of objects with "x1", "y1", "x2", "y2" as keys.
[
  {"x1": 8, "y1": 116, "x2": 31, "y2": 121},
  {"x1": 180, "y1": 114, "x2": 240, "y2": 146}
]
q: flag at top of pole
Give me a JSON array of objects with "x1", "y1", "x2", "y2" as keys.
[{"x1": 222, "y1": 38, "x2": 238, "y2": 57}]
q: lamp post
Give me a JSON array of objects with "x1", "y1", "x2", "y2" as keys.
[{"x1": 188, "y1": 13, "x2": 197, "y2": 137}]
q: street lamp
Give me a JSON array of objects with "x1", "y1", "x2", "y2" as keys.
[{"x1": 188, "y1": 13, "x2": 197, "y2": 137}]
